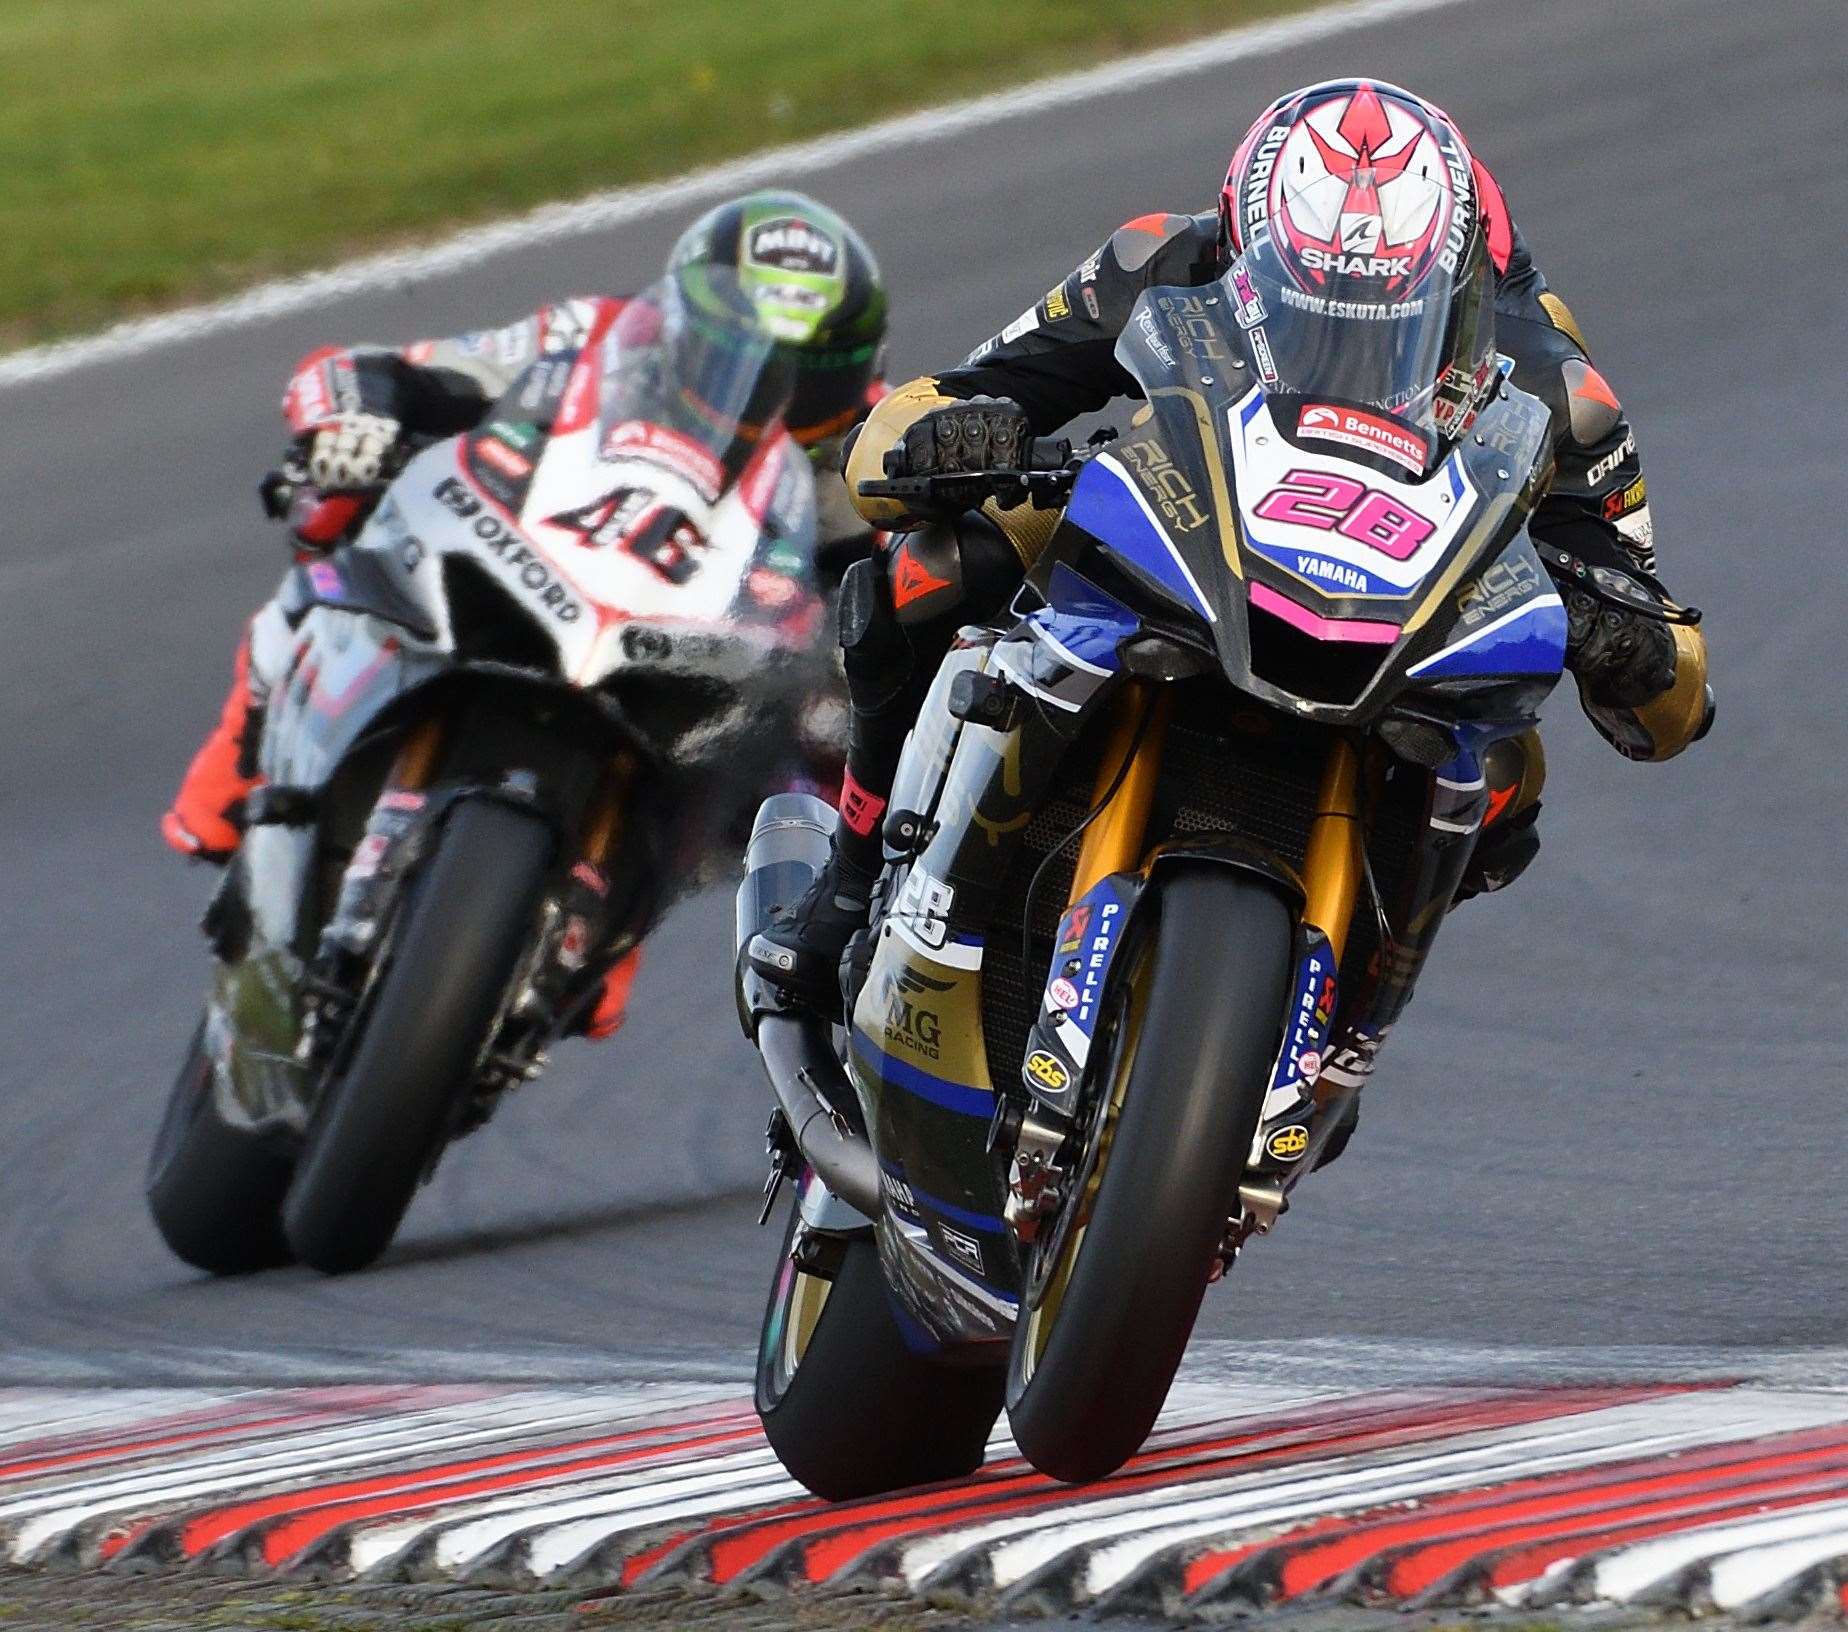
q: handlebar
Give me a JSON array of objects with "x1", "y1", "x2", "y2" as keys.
[
  {"x1": 1539, "y1": 545, "x2": 1702, "y2": 627},
  {"x1": 855, "y1": 436, "x2": 1082, "y2": 512}
]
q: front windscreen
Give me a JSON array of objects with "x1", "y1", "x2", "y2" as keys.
[
  {"x1": 597, "y1": 269, "x2": 797, "y2": 492},
  {"x1": 1224, "y1": 228, "x2": 1489, "y2": 476}
]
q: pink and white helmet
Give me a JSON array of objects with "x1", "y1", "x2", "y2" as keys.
[
  {"x1": 1220, "y1": 79, "x2": 1500, "y2": 468},
  {"x1": 1221, "y1": 79, "x2": 1481, "y2": 291}
]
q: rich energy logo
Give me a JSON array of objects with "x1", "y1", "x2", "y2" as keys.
[
  {"x1": 434, "y1": 476, "x2": 582, "y2": 623},
  {"x1": 1120, "y1": 435, "x2": 1208, "y2": 533}
]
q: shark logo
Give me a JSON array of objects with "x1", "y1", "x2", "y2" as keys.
[{"x1": 1262, "y1": 82, "x2": 1470, "y2": 293}]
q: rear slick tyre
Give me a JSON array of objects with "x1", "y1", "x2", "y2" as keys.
[
  {"x1": 282, "y1": 798, "x2": 552, "y2": 1275},
  {"x1": 755, "y1": 1190, "x2": 1003, "y2": 1500},
  {"x1": 1005, "y1": 868, "x2": 1293, "y2": 1483},
  {"x1": 146, "y1": 1020, "x2": 294, "y2": 1275}
]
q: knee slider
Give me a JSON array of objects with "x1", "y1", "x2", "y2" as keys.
[{"x1": 838, "y1": 554, "x2": 909, "y2": 702}]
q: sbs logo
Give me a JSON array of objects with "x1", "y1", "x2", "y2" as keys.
[
  {"x1": 1266, "y1": 1124, "x2": 1311, "y2": 1161},
  {"x1": 1024, "y1": 1050, "x2": 1071, "y2": 1093}
]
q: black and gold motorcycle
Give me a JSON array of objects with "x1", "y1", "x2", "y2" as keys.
[{"x1": 736, "y1": 272, "x2": 1697, "y2": 1495}]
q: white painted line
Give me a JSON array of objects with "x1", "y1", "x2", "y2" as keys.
[
  {"x1": 1590, "y1": 1499, "x2": 1848, "y2": 1606},
  {"x1": 1088, "y1": 1391, "x2": 1848, "y2": 1605},
  {"x1": 903, "y1": 1391, "x2": 1848, "y2": 1596},
  {"x1": 334, "y1": 1438, "x2": 778, "y2": 1574},
  {"x1": 0, "y1": 0, "x2": 1474, "y2": 392},
  {"x1": 0, "y1": 1391, "x2": 242, "y2": 1455},
  {"x1": 999, "y1": 1406, "x2": 1727, "y2": 1599},
  {"x1": 426, "y1": 1449, "x2": 789, "y2": 1573},
  {"x1": 521, "y1": 1467, "x2": 810, "y2": 1579},
  {"x1": 0, "y1": 1392, "x2": 676, "y2": 1562},
  {"x1": 1708, "y1": 1522, "x2": 1848, "y2": 1610}
]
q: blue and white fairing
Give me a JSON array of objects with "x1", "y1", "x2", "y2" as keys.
[{"x1": 1044, "y1": 283, "x2": 1569, "y2": 730}]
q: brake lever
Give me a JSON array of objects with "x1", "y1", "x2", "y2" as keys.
[
  {"x1": 1541, "y1": 546, "x2": 1702, "y2": 626},
  {"x1": 856, "y1": 460, "x2": 1081, "y2": 512}
]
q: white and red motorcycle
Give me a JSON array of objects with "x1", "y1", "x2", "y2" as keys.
[{"x1": 148, "y1": 271, "x2": 842, "y2": 1275}]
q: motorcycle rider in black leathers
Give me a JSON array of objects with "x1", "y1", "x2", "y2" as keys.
[{"x1": 751, "y1": 80, "x2": 1713, "y2": 1139}]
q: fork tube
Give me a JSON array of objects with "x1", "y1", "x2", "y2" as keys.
[
  {"x1": 1067, "y1": 683, "x2": 1172, "y2": 906},
  {"x1": 388, "y1": 719, "x2": 444, "y2": 791},
  {"x1": 579, "y1": 753, "x2": 636, "y2": 868},
  {"x1": 1299, "y1": 735, "x2": 1364, "y2": 964}
]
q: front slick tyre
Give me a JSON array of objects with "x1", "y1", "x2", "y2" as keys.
[
  {"x1": 755, "y1": 1194, "x2": 1003, "y2": 1500},
  {"x1": 146, "y1": 1020, "x2": 294, "y2": 1275},
  {"x1": 282, "y1": 798, "x2": 552, "y2": 1275},
  {"x1": 1006, "y1": 868, "x2": 1292, "y2": 1483}
]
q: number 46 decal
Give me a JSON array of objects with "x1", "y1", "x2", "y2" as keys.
[{"x1": 1252, "y1": 469, "x2": 1435, "y2": 561}]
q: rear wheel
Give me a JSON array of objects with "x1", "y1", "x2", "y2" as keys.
[
  {"x1": 146, "y1": 1021, "x2": 294, "y2": 1275},
  {"x1": 1006, "y1": 868, "x2": 1293, "y2": 1483},
  {"x1": 282, "y1": 798, "x2": 553, "y2": 1274},
  {"x1": 755, "y1": 1182, "x2": 1004, "y2": 1500}
]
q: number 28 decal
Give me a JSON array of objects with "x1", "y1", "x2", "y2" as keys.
[{"x1": 1251, "y1": 469, "x2": 1436, "y2": 561}]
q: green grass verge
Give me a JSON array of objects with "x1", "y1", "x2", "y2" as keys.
[{"x1": 2, "y1": 0, "x2": 1328, "y2": 345}]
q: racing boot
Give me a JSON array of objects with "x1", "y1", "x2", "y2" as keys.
[
  {"x1": 747, "y1": 836, "x2": 879, "y2": 1020},
  {"x1": 162, "y1": 631, "x2": 262, "y2": 862},
  {"x1": 748, "y1": 546, "x2": 927, "y2": 1017},
  {"x1": 580, "y1": 946, "x2": 643, "y2": 1041}
]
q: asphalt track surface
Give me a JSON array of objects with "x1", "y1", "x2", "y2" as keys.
[{"x1": 1, "y1": 0, "x2": 1843, "y2": 1388}]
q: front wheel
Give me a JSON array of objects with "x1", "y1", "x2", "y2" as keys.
[
  {"x1": 282, "y1": 798, "x2": 553, "y2": 1274},
  {"x1": 755, "y1": 1182, "x2": 1004, "y2": 1500},
  {"x1": 1006, "y1": 868, "x2": 1294, "y2": 1483},
  {"x1": 146, "y1": 1020, "x2": 295, "y2": 1275}
]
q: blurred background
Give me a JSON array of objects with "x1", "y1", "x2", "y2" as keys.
[{"x1": 0, "y1": 0, "x2": 1842, "y2": 1383}]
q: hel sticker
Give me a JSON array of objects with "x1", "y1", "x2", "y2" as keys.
[
  {"x1": 557, "y1": 915, "x2": 590, "y2": 969},
  {"x1": 1024, "y1": 1049, "x2": 1071, "y2": 1093},
  {"x1": 1047, "y1": 977, "x2": 1080, "y2": 1011}
]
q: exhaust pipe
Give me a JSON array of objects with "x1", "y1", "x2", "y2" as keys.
[{"x1": 735, "y1": 795, "x2": 882, "y2": 1220}]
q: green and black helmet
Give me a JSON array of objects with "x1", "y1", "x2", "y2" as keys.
[{"x1": 668, "y1": 190, "x2": 887, "y2": 447}]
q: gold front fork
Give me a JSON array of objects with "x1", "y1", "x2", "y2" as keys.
[
  {"x1": 1298, "y1": 735, "x2": 1365, "y2": 964},
  {"x1": 1067, "y1": 683, "x2": 1173, "y2": 907},
  {"x1": 1059, "y1": 694, "x2": 1365, "y2": 970},
  {"x1": 388, "y1": 718, "x2": 444, "y2": 792},
  {"x1": 579, "y1": 752, "x2": 636, "y2": 870}
]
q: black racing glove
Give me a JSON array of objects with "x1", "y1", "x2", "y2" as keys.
[
  {"x1": 888, "y1": 396, "x2": 1032, "y2": 509},
  {"x1": 1565, "y1": 590, "x2": 1678, "y2": 709}
]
